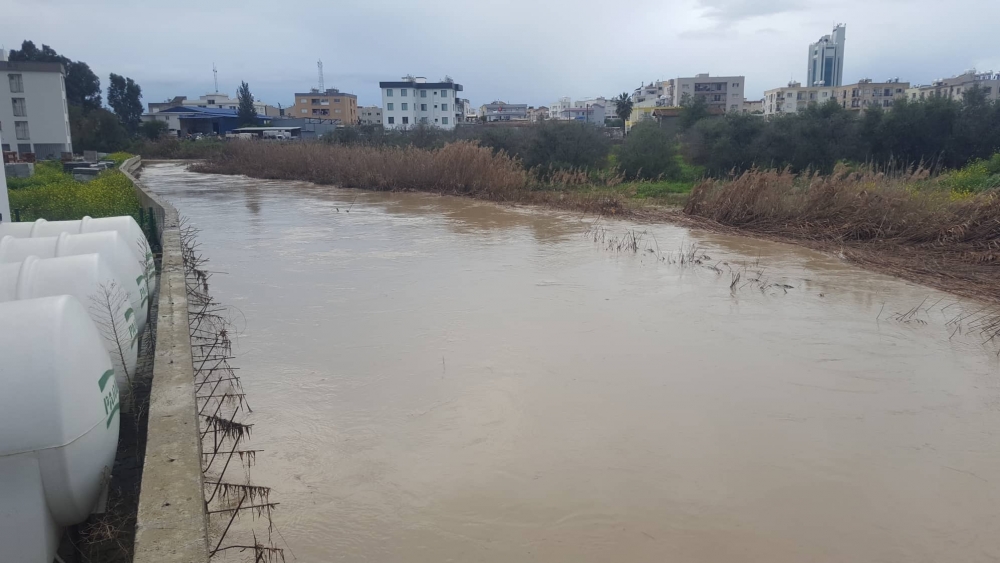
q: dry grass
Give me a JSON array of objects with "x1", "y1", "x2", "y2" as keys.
[
  {"x1": 683, "y1": 165, "x2": 1000, "y2": 302},
  {"x1": 193, "y1": 140, "x2": 528, "y2": 201}
]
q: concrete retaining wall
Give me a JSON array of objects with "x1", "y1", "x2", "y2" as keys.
[{"x1": 120, "y1": 157, "x2": 210, "y2": 563}]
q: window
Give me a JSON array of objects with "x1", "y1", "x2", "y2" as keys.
[
  {"x1": 442, "y1": 90, "x2": 449, "y2": 97},
  {"x1": 402, "y1": 117, "x2": 409, "y2": 124},
  {"x1": 12, "y1": 98, "x2": 26, "y2": 117},
  {"x1": 11, "y1": 73, "x2": 25, "y2": 92},
  {"x1": 733, "y1": 82, "x2": 740, "y2": 87},
  {"x1": 334, "y1": 98, "x2": 341, "y2": 102},
  {"x1": 420, "y1": 90, "x2": 427, "y2": 98},
  {"x1": 387, "y1": 103, "x2": 394, "y2": 110},
  {"x1": 883, "y1": 88, "x2": 891, "y2": 96},
  {"x1": 420, "y1": 117, "x2": 428, "y2": 124},
  {"x1": 335, "y1": 109, "x2": 342, "y2": 113},
  {"x1": 300, "y1": 98, "x2": 307, "y2": 103},
  {"x1": 401, "y1": 89, "x2": 408, "y2": 97},
  {"x1": 401, "y1": 103, "x2": 408, "y2": 110},
  {"x1": 388, "y1": 116, "x2": 395, "y2": 124},
  {"x1": 421, "y1": 104, "x2": 427, "y2": 111},
  {"x1": 441, "y1": 103, "x2": 448, "y2": 111},
  {"x1": 300, "y1": 109, "x2": 307, "y2": 114},
  {"x1": 15, "y1": 121, "x2": 30, "y2": 140},
  {"x1": 442, "y1": 117, "x2": 449, "y2": 125},
  {"x1": 386, "y1": 89, "x2": 393, "y2": 97}
]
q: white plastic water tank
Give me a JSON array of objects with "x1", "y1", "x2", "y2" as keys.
[
  {"x1": 0, "y1": 295, "x2": 120, "y2": 563},
  {"x1": 0, "y1": 216, "x2": 153, "y2": 281},
  {"x1": 0, "y1": 232, "x2": 149, "y2": 331},
  {"x1": 0, "y1": 255, "x2": 139, "y2": 392}
]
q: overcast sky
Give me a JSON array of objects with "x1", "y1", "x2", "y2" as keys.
[{"x1": 3, "y1": 0, "x2": 999, "y2": 110}]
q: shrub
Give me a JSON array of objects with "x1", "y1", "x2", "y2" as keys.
[
  {"x1": 9, "y1": 164, "x2": 141, "y2": 222},
  {"x1": 942, "y1": 153, "x2": 1000, "y2": 193},
  {"x1": 617, "y1": 121, "x2": 680, "y2": 180},
  {"x1": 139, "y1": 120, "x2": 169, "y2": 141},
  {"x1": 522, "y1": 121, "x2": 610, "y2": 174}
]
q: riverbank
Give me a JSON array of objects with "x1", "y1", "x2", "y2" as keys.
[{"x1": 186, "y1": 141, "x2": 1000, "y2": 307}]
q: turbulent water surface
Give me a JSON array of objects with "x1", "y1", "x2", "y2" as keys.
[{"x1": 144, "y1": 163, "x2": 1000, "y2": 562}]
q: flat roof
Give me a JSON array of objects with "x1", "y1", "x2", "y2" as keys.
[
  {"x1": 294, "y1": 92, "x2": 357, "y2": 98},
  {"x1": 379, "y1": 81, "x2": 464, "y2": 91},
  {"x1": 0, "y1": 61, "x2": 65, "y2": 74}
]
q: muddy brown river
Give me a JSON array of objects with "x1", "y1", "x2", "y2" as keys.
[{"x1": 144, "y1": 163, "x2": 1000, "y2": 562}]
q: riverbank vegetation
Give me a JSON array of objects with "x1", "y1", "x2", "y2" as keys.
[{"x1": 7, "y1": 159, "x2": 141, "y2": 222}]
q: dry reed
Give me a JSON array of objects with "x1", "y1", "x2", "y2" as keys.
[{"x1": 684, "y1": 164, "x2": 1000, "y2": 302}]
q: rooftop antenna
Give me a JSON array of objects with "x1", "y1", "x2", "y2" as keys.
[
  {"x1": 213, "y1": 63, "x2": 219, "y2": 93},
  {"x1": 318, "y1": 59, "x2": 324, "y2": 92}
]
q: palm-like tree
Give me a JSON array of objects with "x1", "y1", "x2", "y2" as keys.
[{"x1": 614, "y1": 92, "x2": 634, "y2": 133}]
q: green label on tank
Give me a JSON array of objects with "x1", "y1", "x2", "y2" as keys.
[{"x1": 98, "y1": 369, "x2": 120, "y2": 428}]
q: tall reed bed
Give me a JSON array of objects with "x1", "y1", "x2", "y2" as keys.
[
  {"x1": 684, "y1": 165, "x2": 1000, "y2": 300},
  {"x1": 192, "y1": 140, "x2": 529, "y2": 202}
]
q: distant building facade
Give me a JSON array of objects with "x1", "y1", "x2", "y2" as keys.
[
  {"x1": 458, "y1": 98, "x2": 477, "y2": 122},
  {"x1": 481, "y1": 101, "x2": 528, "y2": 121},
  {"x1": 0, "y1": 57, "x2": 72, "y2": 159},
  {"x1": 548, "y1": 97, "x2": 606, "y2": 123},
  {"x1": 527, "y1": 106, "x2": 549, "y2": 122},
  {"x1": 835, "y1": 78, "x2": 908, "y2": 111},
  {"x1": 763, "y1": 82, "x2": 838, "y2": 115},
  {"x1": 807, "y1": 24, "x2": 846, "y2": 87},
  {"x1": 380, "y1": 76, "x2": 464, "y2": 130},
  {"x1": 147, "y1": 93, "x2": 280, "y2": 117},
  {"x1": 670, "y1": 74, "x2": 745, "y2": 112},
  {"x1": 743, "y1": 98, "x2": 764, "y2": 114},
  {"x1": 289, "y1": 88, "x2": 358, "y2": 123},
  {"x1": 905, "y1": 70, "x2": 1000, "y2": 103},
  {"x1": 631, "y1": 81, "x2": 668, "y2": 105},
  {"x1": 358, "y1": 105, "x2": 382, "y2": 125}
]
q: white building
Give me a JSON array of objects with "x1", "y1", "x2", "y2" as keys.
[
  {"x1": 379, "y1": 76, "x2": 464, "y2": 130},
  {"x1": 807, "y1": 24, "x2": 846, "y2": 87},
  {"x1": 743, "y1": 98, "x2": 764, "y2": 114},
  {"x1": 905, "y1": 70, "x2": 1000, "y2": 103},
  {"x1": 459, "y1": 99, "x2": 477, "y2": 122},
  {"x1": 548, "y1": 97, "x2": 607, "y2": 123},
  {"x1": 631, "y1": 81, "x2": 668, "y2": 106},
  {"x1": 0, "y1": 54, "x2": 72, "y2": 159},
  {"x1": 148, "y1": 93, "x2": 280, "y2": 117},
  {"x1": 358, "y1": 105, "x2": 382, "y2": 125},
  {"x1": 480, "y1": 101, "x2": 529, "y2": 121},
  {"x1": 669, "y1": 74, "x2": 745, "y2": 112},
  {"x1": 763, "y1": 82, "x2": 837, "y2": 116}
]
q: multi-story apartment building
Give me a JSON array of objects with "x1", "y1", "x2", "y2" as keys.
[
  {"x1": 632, "y1": 81, "x2": 667, "y2": 105},
  {"x1": 0, "y1": 56, "x2": 72, "y2": 159},
  {"x1": 807, "y1": 24, "x2": 846, "y2": 87},
  {"x1": 905, "y1": 70, "x2": 1000, "y2": 103},
  {"x1": 669, "y1": 74, "x2": 745, "y2": 112},
  {"x1": 480, "y1": 101, "x2": 529, "y2": 121},
  {"x1": 763, "y1": 82, "x2": 838, "y2": 115},
  {"x1": 289, "y1": 88, "x2": 358, "y2": 123},
  {"x1": 358, "y1": 106, "x2": 382, "y2": 126},
  {"x1": 835, "y1": 78, "x2": 908, "y2": 111},
  {"x1": 380, "y1": 76, "x2": 463, "y2": 130}
]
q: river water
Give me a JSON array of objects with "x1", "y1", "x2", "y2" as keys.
[{"x1": 143, "y1": 163, "x2": 1000, "y2": 562}]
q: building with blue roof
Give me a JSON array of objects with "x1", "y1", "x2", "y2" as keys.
[{"x1": 140, "y1": 106, "x2": 271, "y2": 137}]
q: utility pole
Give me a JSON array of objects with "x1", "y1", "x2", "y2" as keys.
[
  {"x1": 317, "y1": 60, "x2": 324, "y2": 92},
  {"x1": 213, "y1": 63, "x2": 219, "y2": 93}
]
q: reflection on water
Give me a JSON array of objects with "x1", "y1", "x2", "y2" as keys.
[{"x1": 143, "y1": 163, "x2": 1000, "y2": 563}]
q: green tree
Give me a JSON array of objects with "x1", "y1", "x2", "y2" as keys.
[
  {"x1": 107, "y1": 73, "x2": 144, "y2": 135},
  {"x1": 523, "y1": 121, "x2": 610, "y2": 173},
  {"x1": 69, "y1": 105, "x2": 130, "y2": 152},
  {"x1": 617, "y1": 121, "x2": 679, "y2": 180},
  {"x1": 679, "y1": 93, "x2": 710, "y2": 131},
  {"x1": 237, "y1": 81, "x2": 258, "y2": 125},
  {"x1": 140, "y1": 120, "x2": 169, "y2": 141},
  {"x1": 614, "y1": 92, "x2": 634, "y2": 130},
  {"x1": 8, "y1": 40, "x2": 102, "y2": 109}
]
